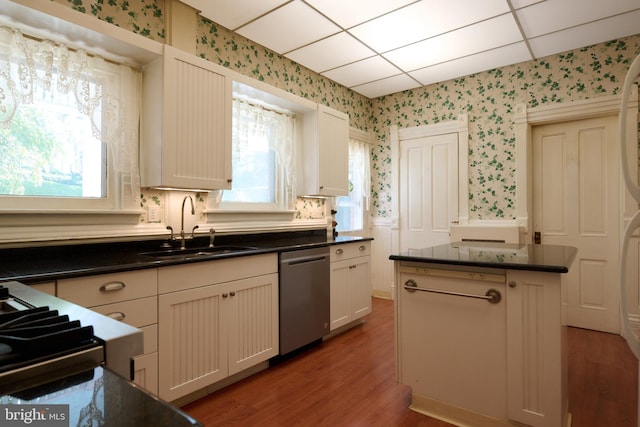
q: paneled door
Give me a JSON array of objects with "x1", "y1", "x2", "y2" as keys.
[
  {"x1": 400, "y1": 133, "x2": 458, "y2": 251},
  {"x1": 532, "y1": 115, "x2": 620, "y2": 333}
]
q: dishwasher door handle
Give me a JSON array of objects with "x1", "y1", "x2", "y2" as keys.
[{"x1": 284, "y1": 255, "x2": 328, "y2": 266}]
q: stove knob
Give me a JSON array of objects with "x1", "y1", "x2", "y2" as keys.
[{"x1": 0, "y1": 285, "x2": 8, "y2": 299}]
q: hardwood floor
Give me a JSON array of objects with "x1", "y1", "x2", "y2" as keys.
[{"x1": 183, "y1": 297, "x2": 638, "y2": 427}]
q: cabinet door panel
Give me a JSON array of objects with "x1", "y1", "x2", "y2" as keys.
[
  {"x1": 158, "y1": 285, "x2": 228, "y2": 401},
  {"x1": 134, "y1": 352, "x2": 159, "y2": 396},
  {"x1": 506, "y1": 270, "x2": 566, "y2": 427},
  {"x1": 227, "y1": 273, "x2": 279, "y2": 376},
  {"x1": 165, "y1": 48, "x2": 232, "y2": 189},
  {"x1": 317, "y1": 104, "x2": 349, "y2": 196},
  {"x1": 330, "y1": 259, "x2": 352, "y2": 330},
  {"x1": 350, "y1": 258, "x2": 372, "y2": 320}
]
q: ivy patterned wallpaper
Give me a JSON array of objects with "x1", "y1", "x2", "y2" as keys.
[
  {"x1": 370, "y1": 37, "x2": 640, "y2": 219},
  {"x1": 54, "y1": 0, "x2": 640, "y2": 222}
]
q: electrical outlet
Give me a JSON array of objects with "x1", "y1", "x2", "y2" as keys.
[{"x1": 148, "y1": 205, "x2": 161, "y2": 223}]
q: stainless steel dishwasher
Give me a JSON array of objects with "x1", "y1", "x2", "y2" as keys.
[{"x1": 278, "y1": 246, "x2": 330, "y2": 355}]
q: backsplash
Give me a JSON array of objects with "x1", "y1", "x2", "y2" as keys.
[{"x1": 55, "y1": 0, "x2": 640, "y2": 223}]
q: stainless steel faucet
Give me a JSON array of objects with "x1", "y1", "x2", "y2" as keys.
[
  {"x1": 208, "y1": 228, "x2": 216, "y2": 247},
  {"x1": 179, "y1": 195, "x2": 198, "y2": 249}
]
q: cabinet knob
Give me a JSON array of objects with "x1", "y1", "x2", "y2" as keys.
[
  {"x1": 359, "y1": 245, "x2": 366, "y2": 251},
  {"x1": 230, "y1": 291, "x2": 236, "y2": 297},
  {"x1": 222, "y1": 293, "x2": 228, "y2": 298},
  {"x1": 335, "y1": 248, "x2": 343, "y2": 255},
  {"x1": 508, "y1": 281, "x2": 517, "y2": 288},
  {"x1": 227, "y1": 178, "x2": 232, "y2": 183}
]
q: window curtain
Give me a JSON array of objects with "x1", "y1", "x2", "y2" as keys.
[
  {"x1": 0, "y1": 26, "x2": 141, "y2": 209},
  {"x1": 226, "y1": 98, "x2": 296, "y2": 209},
  {"x1": 349, "y1": 138, "x2": 371, "y2": 212}
]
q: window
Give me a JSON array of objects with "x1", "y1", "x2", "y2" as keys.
[
  {"x1": 220, "y1": 97, "x2": 296, "y2": 211},
  {"x1": 336, "y1": 137, "x2": 371, "y2": 232},
  {"x1": 0, "y1": 26, "x2": 141, "y2": 212}
]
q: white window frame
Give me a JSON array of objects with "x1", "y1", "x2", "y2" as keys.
[
  {"x1": 0, "y1": 2, "x2": 165, "y2": 244},
  {"x1": 203, "y1": 78, "x2": 327, "y2": 233},
  {"x1": 335, "y1": 128, "x2": 372, "y2": 235}
]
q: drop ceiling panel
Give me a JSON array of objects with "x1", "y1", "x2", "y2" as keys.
[
  {"x1": 286, "y1": 32, "x2": 375, "y2": 73},
  {"x1": 322, "y1": 56, "x2": 401, "y2": 88},
  {"x1": 349, "y1": 0, "x2": 511, "y2": 53},
  {"x1": 410, "y1": 43, "x2": 532, "y2": 86},
  {"x1": 305, "y1": 0, "x2": 416, "y2": 29},
  {"x1": 235, "y1": 1, "x2": 340, "y2": 54},
  {"x1": 383, "y1": 14, "x2": 522, "y2": 71},
  {"x1": 516, "y1": 0, "x2": 640, "y2": 38},
  {"x1": 509, "y1": 0, "x2": 541, "y2": 8},
  {"x1": 183, "y1": 0, "x2": 640, "y2": 98},
  {"x1": 528, "y1": 10, "x2": 640, "y2": 58},
  {"x1": 180, "y1": 0, "x2": 289, "y2": 30},
  {"x1": 351, "y1": 74, "x2": 421, "y2": 98}
]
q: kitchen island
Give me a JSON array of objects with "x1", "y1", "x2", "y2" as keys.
[{"x1": 390, "y1": 242, "x2": 577, "y2": 427}]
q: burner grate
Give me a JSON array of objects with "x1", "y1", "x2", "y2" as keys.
[{"x1": 0, "y1": 306, "x2": 99, "y2": 373}]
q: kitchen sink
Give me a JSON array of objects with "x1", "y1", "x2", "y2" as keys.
[{"x1": 139, "y1": 245, "x2": 258, "y2": 260}]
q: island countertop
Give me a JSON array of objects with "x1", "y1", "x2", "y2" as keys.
[{"x1": 389, "y1": 241, "x2": 577, "y2": 273}]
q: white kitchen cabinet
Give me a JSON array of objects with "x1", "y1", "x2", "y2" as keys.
[
  {"x1": 57, "y1": 269, "x2": 159, "y2": 395},
  {"x1": 506, "y1": 269, "x2": 567, "y2": 427},
  {"x1": 141, "y1": 44, "x2": 233, "y2": 190},
  {"x1": 301, "y1": 104, "x2": 349, "y2": 196},
  {"x1": 330, "y1": 241, "x2": 371, "y2": 330},
  {"x1": 157, "y1": 254, "x2": 278, "y2": 402}
]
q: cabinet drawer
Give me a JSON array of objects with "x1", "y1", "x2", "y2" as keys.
[
  {"x1": 330, "y1": 241, "x2": 370, "y2": 262},
  {"x1": 158, "y1": 253, "x2": 277, "y2": 293},
  {"x1": 90, "y1": 296, "x2": 157, "y2": 329},
  {"x1": 58, "y1": 269, "x2": 157, "y2": 306},
  {"x1": 29, "y1": 282, "x2": 56, "y2": 296}
]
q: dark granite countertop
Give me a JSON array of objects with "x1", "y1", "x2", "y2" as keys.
[
  {"x1": 0, "y1": 366, "x2": 201, "y2": 426},
  {"x1": 389, "y1": 241, "x2": 577, "y2": 273},
  {"x1": 0, "y1": 229, "x2": 373, "y2": 283}
]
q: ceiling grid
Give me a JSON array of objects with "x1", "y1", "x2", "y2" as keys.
[{"x1": 180, "y1": 0, "x2": 640, "y2": 98}]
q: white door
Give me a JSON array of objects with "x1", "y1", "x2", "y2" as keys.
[
  {"x1": 532, "y1": 115, "x2": 620, "y2": 333},
  {"x1": 400, "y1": 133, "x2": 458, "y2": 251}
]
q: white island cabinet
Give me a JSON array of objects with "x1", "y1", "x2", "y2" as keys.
[
  {"x1": 391, "y1": 242, "x2": 576, "y2": 427},
  {"x1": 141, "y1": 44, "x2": 233, "y2": 190},
  {"x1": 157, "y1": 253, "x2": 278, "y2": 403}
]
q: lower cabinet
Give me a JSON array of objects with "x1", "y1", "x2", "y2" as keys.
[
  {"x1": 57, "y1": 269, "x2": 158, "y2": 395},
  {"x1": 157, "y1": 254, "x2": 279, "y2": 402},
  {"x1": 330, "y1": 241, "x2": 372, "y2": 331},
  {"x1": 506, "y1": 269, "x2": 567, "y2": 427}
]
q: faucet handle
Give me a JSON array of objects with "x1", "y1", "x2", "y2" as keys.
[
  {"x1": 191, "y1": 225, "x2": 199, "y2": 239},
  {"x1": 209, "y1": 228, "x2": 216, "y2": 247},
  {"x1": 166, "y1": 225, "x2": 174, "y2": 241}
]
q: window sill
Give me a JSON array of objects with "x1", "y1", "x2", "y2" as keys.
[
  {"x1": 202, "y1": 209, "x2": 327, "y2": 233},
  {"x1": 0, "y1": 209, "x2": 169, "y2": 245}
]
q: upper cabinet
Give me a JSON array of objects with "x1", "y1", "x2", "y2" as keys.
[
  {"x1": 141, "y1": 45, "x2": 233, "y2": 190},
  {"x1": 301, "y1": 105, "x2": 350, "y2": 197}
]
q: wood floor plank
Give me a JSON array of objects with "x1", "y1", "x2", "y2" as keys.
[{"x1": 184, "y1": 297, "x2": 637, "y2": 426}]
